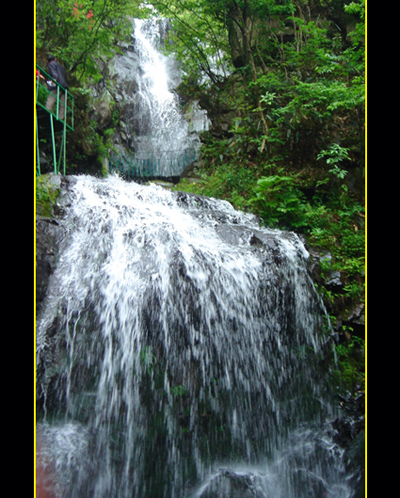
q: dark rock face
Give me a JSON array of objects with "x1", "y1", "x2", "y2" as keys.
[
  {"x1": 198, "y1": 468, "x2": 270, "y2": 498},
  {"x1": 36, "y1": 175, "x2": 71, "y2": 314},
  {"x1": 332, "y1": 390, "x2": 365, "y2": 498},
  {"x1": 36, "y1": 176, "x2": 80, "y2": 313},
  {"x1": 36, "y1": 218, "x2": 64, "y2": 314},
  {"x1": 94, "y1": 101, "x2": 113, "y2": 132}
]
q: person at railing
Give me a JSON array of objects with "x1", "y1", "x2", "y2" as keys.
[
  {"x1": 45, "y1": 55, "x2": 68, "y2": 121},
  {"x1": 36, "y1": 68, "x2": 45, "y2": 82}
]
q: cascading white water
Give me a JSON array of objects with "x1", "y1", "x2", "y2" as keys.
[
  {"x1": 111, "y1": 18, "x2": 204, "y2": 177},
  {"x1": 36, "y1": 175, "x2": 352, "y2": 498},
  {"x1": 134, "y1": 18, "x2": 191, "y2": 167}
]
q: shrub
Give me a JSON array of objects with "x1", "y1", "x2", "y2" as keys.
[{"x1": 248, "y1": 175, "x2": 307, "y2": 228}]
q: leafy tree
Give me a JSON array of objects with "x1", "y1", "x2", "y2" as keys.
[
  {"x1": 36, "y1": 0, "x2": 142, "y2": 82},
  {"x1": 147, "y1": 0, "x2": 232, "y2": 85}
]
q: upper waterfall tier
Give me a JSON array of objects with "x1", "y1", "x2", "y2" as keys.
[{"x1": 109, "y1": 18, "x2": 209, "y2": 178}]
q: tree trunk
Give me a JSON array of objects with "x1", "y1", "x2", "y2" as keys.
[{"x1": 234, "y1": 2, "x2": 269, "y2": 150}]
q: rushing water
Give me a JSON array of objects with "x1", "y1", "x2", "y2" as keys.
[
  {"x1": 36, "y1": 175, "x2": 352, "y2": 498},
  {"x1": 111, "y1": 18, "x2": 204, "y2": 177}
]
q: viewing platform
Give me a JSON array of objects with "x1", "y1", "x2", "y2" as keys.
[{"x1": 36, "y1": 64, "x2": 74, "y2": 175}]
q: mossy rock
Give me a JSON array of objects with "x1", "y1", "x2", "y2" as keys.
[{"x1": 36, "y1": 174, "x2": 62, "y2": 218}]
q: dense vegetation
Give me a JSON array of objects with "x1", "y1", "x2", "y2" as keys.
[
  {"x1": 37, "y1": 0, "x2": 140, "y2": 81},
  {"x1": 36, "y1": 0, "x2": 365, "y2": 395}
]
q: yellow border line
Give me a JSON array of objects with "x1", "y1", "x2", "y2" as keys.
[{"x1": 364, "y1": 2, "x2": 367, "y2": 497}]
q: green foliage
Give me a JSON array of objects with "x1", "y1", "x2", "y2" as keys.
[
  {"x1": 317, "y1": 143, "x2": 350, "y2": 181},
  {"x1": 318, "y1": 143, "x2": 350, "y2": 166},
  {"x1": 248, "y1": 174, "x2": 307, "y2": 228},
  {"x1": 177, "y1": 160, "x2": 257, "y2": 212},
  {"x1": 36, "y1": 0, "x2": 141, "y2": 82},
  {"x1": 304, "y1": 199, "x2": 365, "y2": 259},
  {"x1": 335, "y1": 334, "x2": 365, "y2": 391},
  {"x1": 36, "y1": 84, "x2": 49, "y2": 107},
  {"x1": 170, "y1": 384, "x2": 188, "y2": 398},
  {"x1": 156, "y1": 0, "x2": 365, "y2": 167},
  {"x1": 149, "y1": 0, "x2": 233, "y2": 85}
]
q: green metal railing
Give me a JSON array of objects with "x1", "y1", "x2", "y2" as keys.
[{"x1": 35, "y1": 64, "x2": 74, "y2": 176}]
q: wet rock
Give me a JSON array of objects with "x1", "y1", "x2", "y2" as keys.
[
  {"x1": 325, "y1": 270, "x2": 343, "y2": 288},
  {"x1": 198, "y1": 468, "x2": 269, "y2": 498},
  {"x1": 332, "y1": 389, "x2": 365, "y2": 498},
  {"x1": 180, "y1": 160, "x2": 204, "y2": 180},
  {"x1": 95, "y1": 101, "x2": 112, "y2": 131},
  {"x1": 344, "y1": 430, "x2": 365, "y2": 498},
  {"x1": 36, "y1": 175, "x2": 73, "y2": 313},
  {"x1": 36, "y1": 218, "x2": 64, "y2": 314},
  {"x1": 307, "y1": 248, "x2": 343, "y2": 291}
]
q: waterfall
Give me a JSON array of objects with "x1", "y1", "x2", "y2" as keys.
[
  {"x1": 36, "y1": 175, "x2": 353, "y2": 498},
  {"x1": 110, "y1": 18, "x2": 206, "y2": 178}
]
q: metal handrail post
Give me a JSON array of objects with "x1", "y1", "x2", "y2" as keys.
[
  {"x1": 56, "y1": 85, "x2": 60, "y2": 120},
  {"x1": 36, "y1": 76, "x2": 41, "y2": 176},
  {"x1": 36, "y1": 65, "x2": 75, "y2": 176},
  {"x1": 63, "y1": 92, "x2": 67, "y2": 175},
  {"x1": 36, "y1": 111, "x2": 41, "y2": 176},
  {"x1": 49, "y1": 114, "x2": 58, "y2": 174},
  {"x1": 71, "y1": 91, "x2": 74, "y2": 130},
  {"x1": 58, "y1": 128, "x2": 64, "y2": 172}
]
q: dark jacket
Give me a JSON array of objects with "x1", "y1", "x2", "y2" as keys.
[{"x1": 47, "y1": 60, "x2": 68, "y2": 89}]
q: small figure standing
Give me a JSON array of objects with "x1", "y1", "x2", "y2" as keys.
[{"x1": 45, "y1": 55, "x2": 68, "y2": 120}]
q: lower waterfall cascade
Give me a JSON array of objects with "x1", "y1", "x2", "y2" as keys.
[{"x1": 36, "y1": 174, "x2": 356, "y2": 498}]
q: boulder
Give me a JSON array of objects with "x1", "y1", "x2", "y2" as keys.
[
  {"x1": 95, "y1": 101, "x2": 112, "y2": 131},
  {"x1": 36, "y1": 217, "x2": 64, "y2": 314}
]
